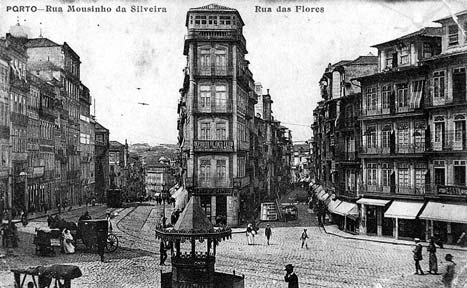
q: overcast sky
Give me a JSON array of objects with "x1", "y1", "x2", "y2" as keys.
[{"x1": 1, "y1": 0, "x2": 466, "y2": 145}]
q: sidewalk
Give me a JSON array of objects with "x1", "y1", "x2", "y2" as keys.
[{"x1": 325, "y1": 224, "x2": 467, "y2": 252}]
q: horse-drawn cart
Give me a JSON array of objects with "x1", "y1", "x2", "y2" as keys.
[
  {"x1": 77, "y1": 219, "x2": 118, "y2": 252},
  {"x1": 47, "y1": 216, "x2": 118, "y2": 253}
]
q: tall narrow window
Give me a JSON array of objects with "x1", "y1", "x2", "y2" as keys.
[
  {"x1": 200, "y1": 123, "x2": 210, "y2": 140},
  {"x1": 215, "y1": 49, "x2": 226, "y2": 70},
  {"x1": 448, "y1": 25, "x2": 459, "y2": 46},
  {"x1": 366, "y1": 87, "x2": 377, "y2": 111},
  {"x1": 215, "y1": 85, "x2": 227, "y2": 110},
  {"x1": 199, "y1": 85, "x2": 211, "y2": 109},
  {"x1": 452, "y1": 68, "x2": 466, "y2": 104},
  {"x1": 216, "y1": 160, "x2": 226, "y2": 182},
  {"x1": 400, "y1": 45, "x2": 409, "y2": 65},
  {"x1": 215, "y1": 122, "x2": 227, "y2": 140},
  {"x1": 367, "y1": 163, "x2": 378, "y2": 185},
  {"x1": 397, "y1": 164, "x2": 409, "y2": 188},
  {"x1": 454, "y1": 160, "x2": 466, "y2": 186},
  {"x1": 434, "y1": 161, "x2": 445, "y2": 186},
  {"x1": 396, "y1": 83, "x2": 408, "y2": 109},
  {"x1": 200, "y1": 159, "x2": 211, "y2": 185},
  {"x1": 397, "y1": 122, "x2": 409, "y2": 152},
  {"x1": 381, "y1": 163, "x2": 391, "y2": 187},
  {"x1": 200, "y1": 49, "x2": 211, "y2": 71},
  {"x1": 381, "y1": 85, "x2": 391, "y2": 111}
]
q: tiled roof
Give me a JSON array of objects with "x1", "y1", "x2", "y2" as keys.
[
  {"x1": 350, "y1": 55, "x2": 378, "y2": 65},
  {"x1": 109, "y1": 140, "x2": 124, "y2": 147},
  {"x1": 25, "y1": 38, "x2": 60, "y2": 48},
  {"x1": 372, "y1": 27, "x2": 442, "y2": 48},
  {"x1": 189, "y1": 3, "x2": 236, "y2": 11},
  {"x1": 434, "y1": 10, "x2": 467, "y2": 23}
]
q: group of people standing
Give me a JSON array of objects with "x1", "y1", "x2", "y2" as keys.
[{"x1": 413, "y1": 237, "x2": 457, "y2": 287}]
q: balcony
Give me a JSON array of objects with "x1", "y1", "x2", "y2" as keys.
[
  {"x1": 426, "y1": 184, "x2": 467, "y2": 197},
  {"x1": 426, "y1": 96, "x2": 467, "y2": 108},
  {"x1": 196, "y1": 65, "x2": 233, "y2": 77},
  {"x1": 361, "y1": 184, "x2": 425, "y2": 195},
  {"x1": 361, "y1": 143, "x2": 425, "y2": 155},
  {"x1": 39, "y1": 106, "x2": 56, "y2": 119},
  {"x1": 193, "y1": 140, "x2": 234, "y2": 152},
  {"x1": 427, "y1": 131, "x2": 467, "y2": 152}
]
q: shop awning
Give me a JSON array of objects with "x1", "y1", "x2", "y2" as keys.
[
  {"x1": 356, "y1": 198, "x2": 391, "y2": 207},
  {"x1": 169, "y1": 184, "x2": 180, "y2": 196},
  {"x1": 384, "y1": 200, "x2": 424, "y2": 219},
  {"x1": 173, "y1": 187, "x2": 189, "y2": 210},
  {"x1": 333, "y1": 201, "x2": 359, "y2": 219},
  {"x1": 327, "y1": 199, "x2": 342, "y2": 214},
  {"x1": 419, "y1": 202, "x2": 467, "y2": 224}
]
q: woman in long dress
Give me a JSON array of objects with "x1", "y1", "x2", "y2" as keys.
[
  {"x1": 62, "y1": 229, "x2": 75, "y2": 254},
  {"x1": 427, "y1": 237, "x2": 438, "y2": 274}
]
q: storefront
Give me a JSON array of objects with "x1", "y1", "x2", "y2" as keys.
[
  {"x1": 333, "y1": 201, "x2": 359, "y2": 233},
  {"x1": 357, "y1": 198, "x2": 391, "y2": 236},
  {"x1": 384, "y1": 200, "x2": 425, "y2": 240},
  {"x1": 419, "y1": 201, "x2": 467, "y2": 244},
  {"x1": 327, "y1": 198, "x2": 342, "y2": 225}
]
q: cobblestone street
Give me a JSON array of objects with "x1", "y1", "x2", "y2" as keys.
[{"x1": 1, "y1": 203, "x2": 466, "y2": 287}]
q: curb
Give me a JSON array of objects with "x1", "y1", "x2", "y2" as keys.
[{"x1": 326, "y1": 229, "x2": 467, "y2": 252}]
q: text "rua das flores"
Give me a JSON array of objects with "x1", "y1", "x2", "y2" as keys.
[{"x1": 255, "y1": 6, "x2": 325, "y2": 13}]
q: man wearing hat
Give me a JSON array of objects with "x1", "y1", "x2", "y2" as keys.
[
  {"x1": 284, "y1": 264, "x2": 299, "y2": 288},
  {"x1": 412, "y1": 238, "x2": 424, "y2": 275},
  {"x1": 441, "y1": 254, "x2": 456, "y2": 288},
  {"x1": 265, "y1": 224, "x2": 272, "y2": 245},
  {"x1": 300, "y1": 229, "x2": 309, "y2": 249}
]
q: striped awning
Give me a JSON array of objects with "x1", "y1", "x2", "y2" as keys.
[{"x1": 327, "y1": 199, "x2": 343, "y2": 214}]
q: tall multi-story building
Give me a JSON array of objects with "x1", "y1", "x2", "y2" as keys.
[
  {"x1": 0, "y1": 43, "x2": 10, "y2": 221},
  {"x1": 79, "y1": 84, "x2": 94, "y2": 202},
  {"x1": 357, "y1": 28, "x2": 442, "y2": 239},
  {"x1": 25, "y1": 37, "x2": 82, "y2": 206},
  {"x1": 2, "y1": 32, "x2": 29, "y2": 215},
  {"x1": 94, "y1": 121, "x2": 109, "y2": 203},
  {"x1": 27, "y1": 73, "x2": 56, "y2": 211},
  {"x1": 178, "y1": 4, "x2": 258, "y2": 226},
  {"x1": 421, "y1": 12, "x2": 467, "y2": 244},
  {"x1": 312, "y1": 55, "x2": 377, "y2": 233}
]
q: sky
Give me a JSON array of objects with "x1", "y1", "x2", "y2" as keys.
[{"x1": 0, "y1": 0, "x2": 466, "y2": 145}]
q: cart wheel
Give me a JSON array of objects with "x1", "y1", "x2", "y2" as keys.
[{"x1": 106, "y1": 233, "x2": 118, "y2": 252}]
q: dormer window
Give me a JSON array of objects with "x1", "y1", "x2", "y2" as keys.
[
  {"x1": 448, "y1": 25, "x2": 459, "y2": 46},
  {"x1": 400, "y1": 45, "x2": 409, "y2": 65}
]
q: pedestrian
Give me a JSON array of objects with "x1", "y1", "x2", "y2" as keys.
[
  {"x1": 97, "y1": 229, "x2": 106, "y2": 262},
  {"x1": 160, "y1": 241, "x2": 167, "y2": 265},
  {"x1": 300, "y1": 229, "x2": 308, "y2": 249},
  {"x1": 160, "y1": 214, "x2": 167, "y2": 228},
  {"x1": 265, "y1": 224, "x2": 272, "y2": 245},
  {"x1": 284, "y1": 264, "x2": 299, "y2": 288},
  {"x1": 413, "y1": 238, "x2": 424, "y2": 275},
  {"x1": 427, "y1": 237, "x2": 438, "y2": 274},
  {"x1": 441, "y1": 254, "x2": 456, "y2": 288},
  {"x1": 246, "y1": 223, "x2": 254, "y2": 245},
  {"x1": 62, "y1": 229, "x2": 75, "y2": 254}
]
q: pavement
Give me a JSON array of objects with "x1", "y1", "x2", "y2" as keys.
[{"x1": 0, "y1": 195, "x2": 466, "y2": 287}]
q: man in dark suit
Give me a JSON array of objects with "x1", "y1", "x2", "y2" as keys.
[
  {"x1": 284, "y1": 264, "x2": 299, "y2": 288},
  {"x1": 413, "y1": 238, "x2": 424, "y2": 275}
]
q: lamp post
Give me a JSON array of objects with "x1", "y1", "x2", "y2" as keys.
[{"x1": 19, "y1": 171, "x2": 27, "y2": 220}]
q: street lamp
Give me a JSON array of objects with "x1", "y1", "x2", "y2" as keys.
[{"x1": 19, "y1": 171, "x2": 28, "y2": 225}]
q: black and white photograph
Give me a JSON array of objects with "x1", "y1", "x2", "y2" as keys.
[{"x1": 0, "y1": 0, "x2": 467, "y2": 287}]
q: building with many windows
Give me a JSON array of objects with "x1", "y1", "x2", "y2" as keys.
[
  {"x1": 311, "y1": 10, "x2": 467, "y2": 245},
  {"x1": 177, "y1": 4, "x2": 258, "y2": 226}
]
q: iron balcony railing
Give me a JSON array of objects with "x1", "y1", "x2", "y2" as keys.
[
  {"x1": 360, "y1": 184, "x2": 426, "y2": 195},
  {"x1": 426, "y1": 130, "x2": 467, "y2": 152},
  {"x1": 197, "y1": 65, "x2": 233, "y2": 76},
  {"x1": 425, "y1": 184, "x2": 467, "y2": 196}
]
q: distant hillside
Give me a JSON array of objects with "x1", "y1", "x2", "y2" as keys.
[{"x1": 130, "y1": 143, "x2": 179, "y2": 166}]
